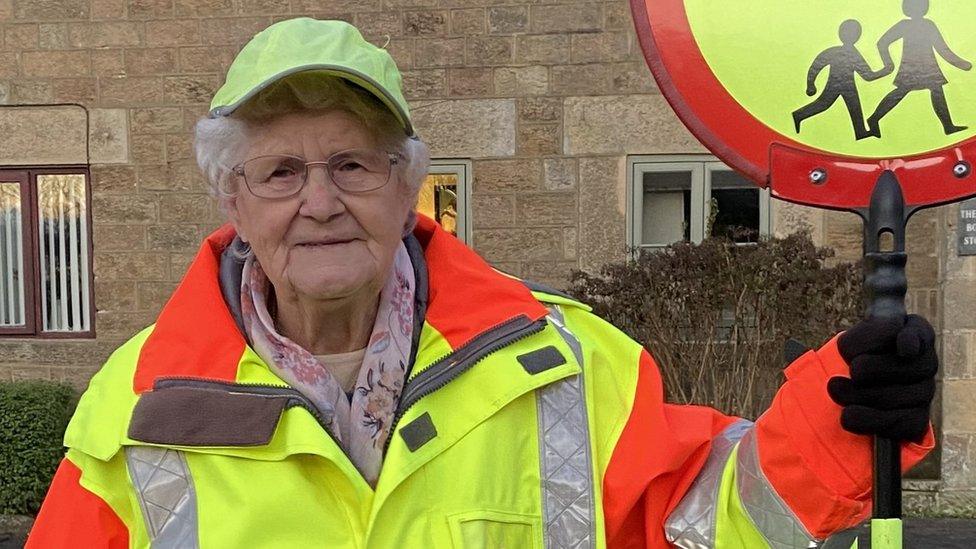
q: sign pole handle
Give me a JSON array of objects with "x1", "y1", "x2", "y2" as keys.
[{"x1": 861, "y1": 170, "x2": 908, "y2": 549}]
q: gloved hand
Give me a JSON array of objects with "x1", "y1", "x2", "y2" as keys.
[{"x1": 827, "y1": 314, "x2": 937, "y2": 443}]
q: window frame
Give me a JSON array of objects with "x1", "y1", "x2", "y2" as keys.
[
  {"x1": 427, "y1": 159, "x2": 472, "y2": 244},
  {"x1": 627, "y1": 155, "x2": 771, "y2": 253},
  {"x1": 0, "y1": 166, "x2": 94, "y2": 339}
]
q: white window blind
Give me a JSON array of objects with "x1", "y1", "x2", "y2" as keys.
[
  {"x1": 36, "y1": 174, "x2": 90, "y2": 332},
  {"x1": 0, "y1": 182, "x2": 25, "y2": 327}
]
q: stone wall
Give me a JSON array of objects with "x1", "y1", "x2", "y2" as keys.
[{"x1": 0, "y1": 0, "x2": 973, "y2": 514}]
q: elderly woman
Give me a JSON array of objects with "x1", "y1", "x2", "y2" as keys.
[{"x1": 28, "y1": 18, "x2": 937, "y2": 549}]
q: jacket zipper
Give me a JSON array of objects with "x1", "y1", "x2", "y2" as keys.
[
  {"x1": 154, "y1": 313, "x2": 548, "y2": 454},
  {"x1": 385, "y1": 314, "x2": 548, "y2": 451}
]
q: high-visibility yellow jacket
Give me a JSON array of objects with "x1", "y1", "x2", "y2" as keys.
[{"x1": 27, "y1": 217, "x2": 932, "y2": 548}]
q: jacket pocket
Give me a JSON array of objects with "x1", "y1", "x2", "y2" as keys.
[{"x1": 448, "y1": 510, "x2": 540, "y2": 549}]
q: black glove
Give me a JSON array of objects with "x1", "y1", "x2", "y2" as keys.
[{"x1": 827, "y1": 314, "x2": 938, "y2": 443}]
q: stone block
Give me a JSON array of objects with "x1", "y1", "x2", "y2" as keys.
[
  {"x1": 95, "y1": 280, "x2": 137, "y2": 311},
  {"x1": 414, "y1": 37, "x2": 465, "y2": 68},
  {"x1": 10, "y1": 80, "x2": 53, "y2": 103},
  {"x1": 610, "y1": 61, "x2": 659, "y2": 94},
  {"x1": 516, "y1": 192, "x2": 577, "y2": 226},
  {"x1": 92, "y1": 194, "x2": 157, "y2": 224},
  {"x1": 52, "y1": 78, "x2": 97, "y2": 103},
  {"x1": 138, "y1": 162, "x2": 208, "y2": 192},
  {"x1": 772, "y1": 201, "x2": 824, "y2": 243},
  {"x1": 92, "y1": 165, "x2": 138, "y2": 193},
  {"x1": 95, "y1": 310, "x2": 158, "y2": 339},
  {"x1": 164, "y1": 75, "x2": 222, "y2": 104},
  {"x1": 544, "y1": 158, "x2": 577, "y2": 190},
  {"x1": 0, "y1": 0, "x2": 10, "y2": 20},
  {"x1": 604, "y1": 1, "x2": 632, "y2": 31},
  {"x1": 943, "y1": 331, "x2": 976, "y2": 380},
  {"x1": 471, "y1": 194, "x2": 515, "y2": 229},
  {"x1": 125, "y1": 48, "x2": 179, "y2": 76},
  {"x1": 145, "y1": 19, "x2": 200, "y2": 47},
  {"x1": 170, "y1": 252, "x2": 197, "y2": 279},
  {"x1": 529, "y1": 4, "x2": 602, "y2": 34},
  {"x1": 563, "y1": 227, "x2": 578, "y2": 260},
  {"x1": 129, "y1": 0, "x2": 176, "y2": 19},
  {"x1": 22, "y1": 50, "x2": 90, "y2": 78},
  {"x1": 943, "y1": 434, "x2": 976, "y2": 489},
  {"x1": 550, "y1": 64, "x2": 610, "y2": 96},
  {"x1": 175, "y1": 0, "x2": 234, "y2": 16},
  {"x1": 488, "y1": 6, "x2": 528, "y2": 34},
  {"x1": 100, "y1": 76, "x2": 167, "y2": 106},
  {"x1": 411, "y1": 99, "x2": 516, "y2": 157},
  {"x1": 383, "y1": 38, "x2": 413, "y2": 70},
  {"x1": 131, "y1": 107, "x2": 184, "y2": 134},
  {"x1": 944, "y1": 283, "x2": 976, "y2": 330},
  {"x1": 0, "y1": 82, "x2": 9, "y2": 105},
  {"x1": 448, "y1": 67, "x2": 492, "y2": 96},
  {"x1": 519, "y1": 97, "x2": 561, "y2": 122},
  {"x1": 92, "y1": 0, "x2": 125, "y2": 19},
  {"x1": 472, "y1": 158, "x2": 542, "y2": 193},
  {"x1": 354, "y1": 11, "x2": 401, "y2": 37},
  {"x1": 148, "y1": 224, "x2": 200, "y2": 252},
  {"x1": 472, "y1": 227, "x2": 564, "y2": 262},
  {"x1": 237, "y1": 0, "x2": 289, "y2": 14},
  {"x1": 201, "y1": 17, "x2": 272, "y2": 46},
  {"x1": 517, "y1": 123, "x2": 560, "y2": 156},
  {"x1": 94, "y1": 252, "x2": 169, "y2": 280},
  {"x1": 522, "y1": 260, "x2": 578, "y2": 289},
  {"x1": 89, "y1": 109, "x2": 129, "y2": 165},
  {"x1": 92, "y1": 49, "x2": 125, "y2": 76},
  {"x1": 137, "y1": 281, "x2": 179, "y2": 311},
  {"x1": 450, "y1": 8, "x2": 484, "y2": 36},
  {"x1": 466, "y1": 36, "x2": 514, "y2": 66},
  {"x1": 565, "y1": 95, "x2": 708, "y2": 156},
  {"x1": 571, "y1": 32, "x2": 630, "y2": 64},
  {"x1": 178, "y1": 45, "x2": 236, "y2": 74},
  {"x1": 401, "y1": 69, "x2": 448, "y2": 100},
  {"x1": 131, "y1": 134, "x2": 167, "y2": 165},
  {"x1": 944, "y1": 379, "x2": 976, "y2": 433},
  {"x1": 14, "y1": 0, "x2": 89, "y2": 20},
  {"x1": 404, "y1": 10, "x2": 448, "y2": 36},
  {"x1": 38, "y1": 23, "x2": 68, "y2": 49},
  {"x1": 0, "y1": 105, "x2": 87, "y2": 165},
  {"x1": 4, "y1": 24, "x2": 38, "y2": 50},
  {"x1": 68, "y1": 21, "x2": 142, "y2": 48},
  {"x1": 515, "y1": 34, "x2": 569, "y2": 65},
  {"x1": 578, "y1": 156, "x2": 627, "y2": 272},
  {"x1": 158, "y1": 194, "x2": 215, "y2": 223},
  {"x1": 937, "y1": 491, "x2": 976, "y2": 517},
  {"x1": 93, "y1": 224, "x2": 147, "y2": 251},
  {"x1": 493, "y1": 66, "x2": 547, "y2": 96},
  {"x1": 0, "y1": 53, "x2": 19, "y2": 80},
  {"x1": 165, "y1": 134, "x2": 195, "y2": 162}
]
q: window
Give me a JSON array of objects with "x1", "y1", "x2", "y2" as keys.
[
  {"x1": 0, "y1": 168, "x2": 93, "y2": 338},
  {"x1": 627, "y1": 156, "x2": 771, "y2": 252},
  {"x1": 417, "y1": 160, "x2": 471, "y2": 243}
]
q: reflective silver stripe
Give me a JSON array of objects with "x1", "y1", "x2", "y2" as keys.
[
  {"x1": 736, "y1": 428, "x2": 819, "y2": 548},
  {"x1": 126, "y1": 447, "x2": 200, "y2": 549},
  {"x1": 538, "y1": 306, "x2": 596, "y2": 548},
  {"x1": 546, "y1": 305, "x2": 583, "y2": 365},
  {"x1": 665, "y1": 420, "x2": 753, "y2": 549}
]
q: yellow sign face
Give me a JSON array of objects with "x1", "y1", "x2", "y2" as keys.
[{"x1": 686, "y1": 0, "x2": 976, "y2": 158}]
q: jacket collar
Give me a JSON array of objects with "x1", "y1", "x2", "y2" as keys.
[{"x1": 133, "y1": 215, "x2": 547, "y2": 393}]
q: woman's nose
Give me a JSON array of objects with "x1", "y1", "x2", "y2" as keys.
[{"x1": 298, "y1": 165, "x2": 345, "y2": 219}]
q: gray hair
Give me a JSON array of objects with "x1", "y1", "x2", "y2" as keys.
[{"x1": 194, "y1": 72, "x2": 430, "y2": 235}]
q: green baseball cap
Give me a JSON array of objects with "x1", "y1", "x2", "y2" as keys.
[{"x1": 209, "y1": 17, "x2": 414, "y2": 136}]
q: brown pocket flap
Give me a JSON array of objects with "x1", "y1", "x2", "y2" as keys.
[{"x1": 127, "y1": 386, "x2": 290, "y2": 447}]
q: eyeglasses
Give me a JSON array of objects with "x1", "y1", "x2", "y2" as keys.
[{"x1": 232, "y1": 149, "x2": 401, "y2": 199}]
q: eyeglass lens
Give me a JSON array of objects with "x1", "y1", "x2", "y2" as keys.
[{"x1": 242, "y1": 149, "x2": 392, "y2": 197}]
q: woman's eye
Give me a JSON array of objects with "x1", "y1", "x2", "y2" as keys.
[
  {"x1": 337, "y1": 161, "x2": 365, "y2": 172},
  {"x1": 270, "y1": 166, "x2": 297, "y2": 178}
]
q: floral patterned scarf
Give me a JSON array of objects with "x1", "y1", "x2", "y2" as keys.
[{"x1": 240, "y1": 243, "x2": 415, "y2": 486}]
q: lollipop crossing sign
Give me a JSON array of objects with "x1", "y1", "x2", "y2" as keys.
[{"x1": 631, "y1": 0, "x2": 976, "y2": 547}]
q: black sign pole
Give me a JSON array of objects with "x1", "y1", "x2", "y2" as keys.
[{"x1": 860, "y1": 170, "x2": 909, "y2": 544}]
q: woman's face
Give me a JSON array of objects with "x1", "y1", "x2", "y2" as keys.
[{"x1": 227, "y1": 110, "x2": 411, "y2": 304}]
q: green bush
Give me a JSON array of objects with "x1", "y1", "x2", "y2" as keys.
[
  {"x1": 0, "y1": 381, "x2": 76, "y2": 515},
  {"x1": 568, "y1": 231, "x2": 863, "y2": 419}
]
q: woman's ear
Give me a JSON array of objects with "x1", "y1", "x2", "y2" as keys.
[{"x1": 224, "y1": 197, "x2": 248, "y2": 243}]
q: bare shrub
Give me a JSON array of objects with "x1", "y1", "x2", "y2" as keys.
[{"x1": 568, "y1": 231, "x2": 863, "y2": 419}]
